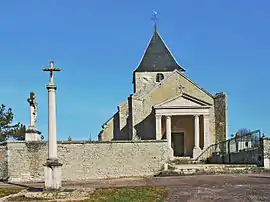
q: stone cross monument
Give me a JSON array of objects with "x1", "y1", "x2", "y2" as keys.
[
  {"x1": 43, "y1": 60, "x2": 62, "y2": 190},
  {"x1": 25, "y1": 92, "x2": 41, "y2": 141}
]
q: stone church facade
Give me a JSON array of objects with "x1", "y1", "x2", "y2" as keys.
[{"x1": 98, "y1": 28, "x2": 228, "y2": 159}]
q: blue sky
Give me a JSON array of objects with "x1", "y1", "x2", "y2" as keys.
[{"x1": 1, "y1": 0, "x2": 269, "y2": 140}]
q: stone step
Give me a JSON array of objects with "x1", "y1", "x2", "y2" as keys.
[
  {"x1": 169, "y1": 157, "x2": 201, "y2": 165},
  {"x1": 156, "y1": 164, "x2": 265, "y2": 177}
]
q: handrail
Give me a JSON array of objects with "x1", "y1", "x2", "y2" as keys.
[{"x1": 196, "y1": 129, "x2": 261, "y2": 162}]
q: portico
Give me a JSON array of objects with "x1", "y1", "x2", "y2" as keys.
[{"x1": 154, "y1": 94, "x2": 212, "y2": 159}]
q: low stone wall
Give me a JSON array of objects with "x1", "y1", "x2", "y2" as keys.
[
  {"x1": 210, "y1": 148, "x2": 262, "y2": 165},
  {"x1": 229, "y1": 149, "x2": 262, "y2": 165},
  {"x1": 0, "y1": 143, "x2": 7, "y2": 180},
  {"x1": 263, "y1": 138, "x2": 270, "y2": 169},
  {"x1": 5, "y1": 140, "x2": 170, "y2": 182}
]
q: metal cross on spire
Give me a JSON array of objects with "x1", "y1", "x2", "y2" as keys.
[
  {"x1": 43, "y1": 60, "x2": 61, "y2": 85},
  {"x1": 151, "y1": 10, "x2": 158, "y2": 32}
]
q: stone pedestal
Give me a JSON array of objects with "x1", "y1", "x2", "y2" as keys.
[
  {"x1": 44, "y1": 159, "x2": 63, "y2": 190},
  {"x1": 25, "y1": 127, "x2": 41, "y2": 142},
  {"x1": 192, "y1": 147, "x2": 202, "y2": 159}
]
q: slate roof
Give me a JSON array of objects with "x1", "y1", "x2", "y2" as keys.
[{"x1": 134, "y1": 29, "x2": 185, "y2": 72}]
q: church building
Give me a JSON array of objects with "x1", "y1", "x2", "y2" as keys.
[{"x1": 98, "y1": 27, "x2": 228, "y2": 159}]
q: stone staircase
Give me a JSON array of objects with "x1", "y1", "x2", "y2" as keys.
[{"x1": 156, "y1": 157, "x2": 265, "y2": 177}]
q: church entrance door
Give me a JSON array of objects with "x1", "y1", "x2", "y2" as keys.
[{"x1": 172, "y1": 132, "x2": 184, "y2": 157}]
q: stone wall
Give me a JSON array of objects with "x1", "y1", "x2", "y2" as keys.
[
  {"x1": 0, "y1": 143, "x2": 7, "y2": 180},
  {"x1": 214, "y1": 93, "x2": 228, "y2": 143},
  {"x1": 263, "y1": 138, "x2": 270, "y2": 169},
  {"x1": 210, "y1": 149, "x2": 262, "y2": 165},
  {"x1": 98, "y1": 113, "x2": 117, "y2": 141},
  {"x1": 133, "y1": 72, "x2": 172, "y2": 95},
  {"x1": 5, "y1": 140, "x2": 170, "y2": 182}
]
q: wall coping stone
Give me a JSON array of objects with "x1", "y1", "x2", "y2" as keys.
[{"x1": 5, "y1": 140, "x2": 167, "y2": 145}]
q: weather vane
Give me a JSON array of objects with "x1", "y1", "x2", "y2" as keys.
[{"x1": 151, "y1": 10, "x2": 158, "y2": 31}]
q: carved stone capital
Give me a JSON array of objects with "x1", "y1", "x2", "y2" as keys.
[{"x1": 166, "y1": 115, "x2": 172, "y2": 120}]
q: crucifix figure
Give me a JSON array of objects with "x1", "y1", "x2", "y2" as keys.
[
  {"x1": 43, "y1": 60, "x2": 61, "y2": 85},
  {"x1": 27, "y1": 92, "x2": 38, "y2": 128}
]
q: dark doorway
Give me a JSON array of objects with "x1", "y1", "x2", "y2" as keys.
[{"x1": 171, "y1": 132, "x2": 184, "y2": 157}]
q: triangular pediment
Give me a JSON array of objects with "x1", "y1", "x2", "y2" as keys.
[{"x1": 154, "y1": 93, "x2": 212, "y2": 108}]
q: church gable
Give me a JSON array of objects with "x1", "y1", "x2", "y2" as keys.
[
  {"x1": 140, "y1": 70, "x2": 214, "y2": 106},
  {"x1": 154, "y1": 93, "x2": 211, "y2": 108}
]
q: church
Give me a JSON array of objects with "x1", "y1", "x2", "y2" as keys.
[{"x1": 98, "y1": 26, "x2": 228, "y2": 159}]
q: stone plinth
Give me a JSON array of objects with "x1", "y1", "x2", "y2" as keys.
[
  {"x1": 192, "y1": 147, "x2": 202, "y2": 159},
  {"x1": 25, "y1": 128, "x2": 41, "y2": 142},
  {"x1": 44, "y1": 159, "x2": 62, "y2": 190}
]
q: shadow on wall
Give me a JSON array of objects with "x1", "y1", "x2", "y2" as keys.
[
  {"x1": 113, "y1": 113, "x2": 127, "y2": 140},
  {"x1": 134, "y1": 111, "x2": 156, "y2": 140},
  {"x1": 111, "y1": 105, "x2": 156, "y2": 140}
]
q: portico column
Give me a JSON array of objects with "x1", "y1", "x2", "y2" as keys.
[
  {"x1": 155, "y1": 115, "x2": 162, "y2": 140},
  {"x1": 166, "y1": 116, "x2": 172, "y2": 148},
  {"x1": 193, "y1": 114, "x2": 201, "y2": 159},
  {"x1": 194, "y1": 115, "x2": 200, "y2": 148},
  {"x1": 203, "y1": 115, "x2": 210, "y2": 150}
]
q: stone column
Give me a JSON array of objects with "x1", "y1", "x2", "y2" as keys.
[
  {"x1": 155, "y1": 115, "x2": 162, "y2": 140},
  {"x1": 47, "y1": 85, "x2": 57, "y2": 159},
  {"x1": 43, "y1": 61, "x2": 62, "y2": 190},
  {"x1": 203, "y1": 115, "x2": 210, "y2": 150},
  {"x1": 166, "y1": 116, "x2": 173, "y2": 157},
  {"x1": 193, "y1": 114, "x2": 201, "y2": 159},
  {"x1": 166, "y1": 116, "x2": 172, "y2": 148}
]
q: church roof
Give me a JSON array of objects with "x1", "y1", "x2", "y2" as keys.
[{"x1": 134, "y1": 29, "x2": 185, "y2": 72}]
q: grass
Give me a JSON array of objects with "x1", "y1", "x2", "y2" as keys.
[
  {"x1": 4, "y1": 186, "x2": 168, "y2": 202},
  {"x1": 82, "y1": 186, "x2": 168, "y2": 202},
  {"x1": 0, "y1": 187, "x2": 23, "y2": 197}
]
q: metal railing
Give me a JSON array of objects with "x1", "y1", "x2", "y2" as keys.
[{"x1": 196, "y1": 129, "x2": 262, "y2": 163}]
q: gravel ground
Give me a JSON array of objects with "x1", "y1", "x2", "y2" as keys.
[{"x1": 1, "y1": 173, "x2": 270, "y2": 201}]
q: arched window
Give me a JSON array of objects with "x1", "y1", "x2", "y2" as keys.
[{"x1": 156, "y1": 73, "x2": 164, "y2": 82}]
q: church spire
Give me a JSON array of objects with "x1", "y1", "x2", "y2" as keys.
[{"x1": 133, "y1": 12, "x2": 185, "y2": 73}]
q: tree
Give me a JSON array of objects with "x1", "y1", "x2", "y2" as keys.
[
  {"x1": 236, "y1": 128, "x2": 251, "y2": 136},
  {"x1": 11, "y1": 124, "x2": 26, "y2": 140},
  {"x1": 0, "y1": 104, "x2": 25, "y2": 141}
]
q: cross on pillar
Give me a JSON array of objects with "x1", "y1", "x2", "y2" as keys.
[
  {"x1": 43, "y1": 60, "x2": 62, "y2": 190},
  {"x1": 43, "y1": 60, "x2": 61, "y2": 85}
]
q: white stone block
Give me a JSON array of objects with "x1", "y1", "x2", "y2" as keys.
[
  {"x1": 264, "y1": 158, "x2": 270, "y2": 169},
  {"x1": 25, "y1": 129, "x2": 41, "y2": 142},
  {"x1": 44, "y1": 160, "x2": 62, "y2": 190}
]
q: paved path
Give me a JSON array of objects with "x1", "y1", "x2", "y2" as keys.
[{"x1": 2, "y1": 174, "x2": 270, "y2": 201}]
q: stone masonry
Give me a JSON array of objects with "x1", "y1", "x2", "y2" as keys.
[
  {"x1": 263, "y1": 138, "x2": 270, "y2": 169},
  {"x1": 214, "y1": 93, "x2": 228, "y2": 143},
  {"x1": 0, "y1": 140, "x2": 170, "y2": 182}
]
